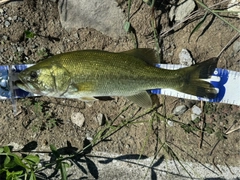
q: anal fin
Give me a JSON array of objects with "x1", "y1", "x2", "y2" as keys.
[{"x1": 126, "y1": 91, "x2": 152, "y2": 108}]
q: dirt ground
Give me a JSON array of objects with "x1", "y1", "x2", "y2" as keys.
[{"x1": 0, "y1": 0, "x2": 240, "y2": 178}]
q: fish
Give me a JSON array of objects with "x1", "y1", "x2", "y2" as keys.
[{"x1": 16, "y1": 48, "x2": 218, "y2": 108}]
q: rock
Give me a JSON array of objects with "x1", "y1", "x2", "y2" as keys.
[
  {"x1": 12, "y1": 15, "x2": 18, "y2": 21},
  {"x1": 191, "y1": 105, "x2": 202, "y2": 115},
  {"x1": 173, "y1": 105, "x2": 188, "y2": 115},
  {"x1": 233, "y1": 40, "x2": 240, "y2": 54},
  {"x1": 94, "y1": 113, "x2": 105, "y2": 126},
  {"x1": 58, "y1": 0, "x2": 126, "y2": 38},
  {"x1": 2, "y1": 35, "x2": 8, "y2": 41},
  {"x1": 185, "y1": 100, "x2": 196, "y2": 108},
  {"x1": 17, "y1": 17, "x2": 23, "y2": 22},
  {"x1": 167, "y1": 120, "x2": 174, "y2": 126},
  {"x1": 191, "y1": 113, "x2": 200, "y2": 121},
  {"x1": 169, "y1": 0, "x2": 196, "y2": 22},
  {"x1": 179, "y1": 49, "x2": 195, "y2": 66},
  {"x1": 8, "y1": 142, "x2": 23, "y2": 151},
  {"x1": 71, "y1": 112, "x2": 85, "y2": 127},
  {"x1": 4, "y1": 20, "x2": 10, "y2": 27},
  {"x1": 17, "y1": 46, "x2": 24, "y2": 52}
]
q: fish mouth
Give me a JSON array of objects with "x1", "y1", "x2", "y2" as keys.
[
  {"x1": 15, "y1": 79, "x2": 40, "y2": 94},
  {"x1": 15, "y1": 80, "x2": 30, "y2": 92}
]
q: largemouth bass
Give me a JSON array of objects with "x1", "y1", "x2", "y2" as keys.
[{"x1": 16, "y1": 48, "x2": 218, "y2": 107}]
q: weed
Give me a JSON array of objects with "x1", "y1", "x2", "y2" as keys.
[
  {"x1": 24, "y1": 30, "x2": 36, "y2": 39},
  {"x1": 37, "y1": 48, "x2": 49, "y2": 59},
  {"x1": 0, "y1": 146, "x2": 40, "y2": 180},
  {"x1": 215, "y1": 130, "x2": 227, "y2": 141}
]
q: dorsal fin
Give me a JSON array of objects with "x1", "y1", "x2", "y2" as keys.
[{"x1": 122, "y1": 48, "x2": 160, "y2": 65}]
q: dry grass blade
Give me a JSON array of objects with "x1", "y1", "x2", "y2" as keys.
[
  {"x1": 217, "y1": 32, "x2": 240, "y2": 58},
  {"x1": 198, "y1": 101, "x2": 205, "y2": 149},
  {"x1": 225, "y1": 124, "x2": 240, "y2": 134},
  {"x1": 195, "y1": 0, "x2": 240, "y2": 34}
]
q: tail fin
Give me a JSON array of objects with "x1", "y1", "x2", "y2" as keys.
[{"x1": 176, "y1": 57, "x2": 218, "y2": 99}]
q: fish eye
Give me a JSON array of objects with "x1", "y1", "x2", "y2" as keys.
[{"x1": 30, "y1": 71, "x2": 38, "y2": 79}]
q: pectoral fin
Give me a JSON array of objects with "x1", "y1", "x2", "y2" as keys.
[
  {"x1": 79, "y1": 96, "x2": 98, "y2": 102},
  {"x1": 126, "y1": 91, "x2": 152, "y2": 108}
]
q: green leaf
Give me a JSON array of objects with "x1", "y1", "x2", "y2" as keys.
[
  {"x1": 29, "y1": 171, "x2": 36, "y2": 180},
  {"x1": 12, "y1": 154, "x2": 28, "y2": 169},
  {"x1": 50, "y1": 144, "x2": 60, "y2": 158},
  {"x1": 6, "y1": 170, "x2": 23, "y2": 180},
  {"x1": 62, "y1": 161, "x2": 71, "y2": 168},
  {"x1": 24, "y1": 155, "x2": 40, "y2": 165},
  {"x1": 188, "y1": 11, "x2": 208, "y2": 42},
  {"x1": 4, "y1": 146, "x2": 11, "y2": 154},
  {"x1": 143, "y1": 0, "x2": 153, "y2": 6},
  {"x1": 4, "y1": 155, "x2": 11, "y2": 166},
  {"x1": 24, "y1": 30, "x2": 35, "y2": 39},
  {"x1": 60, "y1": 161, "x2": 70, "y2": 180},
  {"x1": 0, "y1": 147, "x2": 4, "y2": 153},
  {"x1": 124, "y1": 21, "x2": 131, "y2": 33}
]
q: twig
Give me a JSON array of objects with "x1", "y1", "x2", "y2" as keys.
[
  {"x1": 217, "y1": 32, "x2": 240, "y2": 58},
  {"x1": 225, "y1": 124, "x2": 240, "y2": 134},
  {"x1": 209, "y1": 140, "x2": 220, "y2": 156},
  {"x1": 212, "y1": 156, "x2": 222, "y2": 174},
  {"x1": 225, "y1": 162, "x2": 235, "y2": 175},
  {"x1": 199, "y1": 101, "x2": 205, "y2": 149}
]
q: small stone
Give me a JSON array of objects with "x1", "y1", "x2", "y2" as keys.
[
  {"x1": 2, "y1": 35, "x2": 8, "y2": 40},
  {"x1": 173, "y1": 105, "x2": 188, "y2": 115},
  {"x1": 0, "y1": 9, "x2": 4, "y2": 14},
  {"x1": 8, "y1": 142, "x2": 23, "y2": 151},
  {"x1": 73, "y1": 32, "x2": 79, "y2": 39},
  {"x1": 94, "y1": 113, "x2": 105, "y2": 126},
  {"x1": 4, "y1": 20, "x2": 10, "y2": 27},
  {"x1": 191, "y1": 113, "x2": 200, "y2": 121},
  {"x1": 167, "y1": 120, "x2": 174, "y2": 126},
  {"x1": 233, "y1": 40, "x2": 240, "y2": 54},
  {"x1": 17, "y1": 17, "x2": 23, "y2": 22},
  {"x1": 71, "y1": 112, "x2": 85, "y2": 127},
  {"x1": 17, "y1": 46, "x2": 24, "y2": 52},
  {"x1": 169, "y1": 0, "x2": 196, "y2": 22},
  {"x1": 179, "y1": 49, "x2": 195, "y2": 66},
  {"x1": 58, "y1": 0, "x2": 126, "y2": 38},
  {"x1": 24, "y1": 49, "x2": 32, "y2": 56},
  {"x1": 13, "y1": 16, "x2": 18, "y2": 21},
  {"x1": 7, "y1": 17, "x2": 12, "y2": 21},
  {"x1": 191, "y1": 105, "x2": 202, "y2": 115}
]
